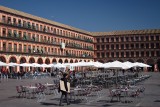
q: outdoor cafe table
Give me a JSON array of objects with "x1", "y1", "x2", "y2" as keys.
[
  {"x1": 44, "y1": 83, "x2": 55, "y2": 94},
  {"x1": 23, "y1": 86, "x2": 38, "y2": 98}
]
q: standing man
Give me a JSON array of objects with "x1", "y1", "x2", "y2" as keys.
[{"x1": 59, "y1": 73, "x2": 70, "y2": 106}]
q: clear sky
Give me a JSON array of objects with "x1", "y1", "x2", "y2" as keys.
[{"x1": 0, "y1": 0, "x2": 160, "y2": 32}]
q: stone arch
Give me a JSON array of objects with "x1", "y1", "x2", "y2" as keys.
[
  {"x1": 19, "y1": 57, "x2": 26, "y2": 63},
  {"x1": 59, "y1": 59, "x2": 63, "y2": 63},
  {"x1": 0, "y1": 56, "x2": 6, "y2": 62},
  {"x1": 136, "y1": 59, "x2": 144, "y2": 63},
  {"x1": 70, "y1": 59, "x2": 73, "y2": 63},
  {"x1": 146, "y1": 59, "x2": 154, "y2": 72},
  {"x1": 75, "y1": 59, "x2": 78, "y2": 63},
  {"x1": 9, "y1": 56, "x2": 17, "y2": 63},
  {"x1": 29, "y1": 57, "x2": 35, "y2": 63},
  {"x1": 52, "y1": 58, "x2": 57, "y2": 64},
  {"x1": 37, "y1": 58, "x2": 43, "y2": 64},
  {"x1": 64, "y1": 59, "x2": 68, "y2": 63},
  {"x1": 45, "y1": 58, "x2": 50, "y2": 64}
]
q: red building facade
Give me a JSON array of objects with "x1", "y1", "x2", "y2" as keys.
[
  {"x1": 93, "y1": 30, "x2": 160, "y2": 71},
  {"x1": 0, "y1": 6, "x2": 94, "y2": 72},
  {"x1": 0, "y1": 6, "x2": 160, "y2": 72}
]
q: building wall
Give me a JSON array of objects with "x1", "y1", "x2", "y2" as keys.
[
  {"x1": 94, "y1": 33, "x2": 160, "y2": 71},
  {"x1": 0, "y1": 6, "x2": 94, "y2": 72},
  {"x1": 0, "y1": 6, "x2": 160, "y2": 72}
]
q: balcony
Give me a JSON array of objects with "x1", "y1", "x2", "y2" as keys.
[
  {"x1": 0, "y1": 47, "x2": 93, "y2": 59},
  {"x1": 0, "y1": 20, "x2": 93, "y2": 43}
]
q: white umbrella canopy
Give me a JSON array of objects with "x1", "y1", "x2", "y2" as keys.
[
  {"x1": 52, "y1": 63, "x2": 66, "y2": 68},
  {"x1": 40, "y1": 64, "x2": 51, "y2": 68},
  {"x1": 133, "y1": 62, "x2": 151, "y2": 68},
  {"x1": 86, "y1": 61, "x2": 104, "y2": 67},
  {"x1": 71, "y1": 61, "x2": 94, "y2": 67},
  {"x1": 31, "y1": 63, "x2": 41, "y2": 67},
  {"x1": 123, "y1": 61, "x2": 135, "y2": 68},
  {"x1": 0, "y1": 61, "x2": 8, "y2": 66},
  {"x1": 19, "y1": 63, "x2": 33, "y2": 67},
  {"x1": 7, "y1": 62, "x2": 19, "y2": 67},
  {"x1": 104, "y1": 61, "x2": 131, "y2": 69}
]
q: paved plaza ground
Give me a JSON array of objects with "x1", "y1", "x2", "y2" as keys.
[{"x1": 0, "y1": 72, "x2": 160, "y2": 107}]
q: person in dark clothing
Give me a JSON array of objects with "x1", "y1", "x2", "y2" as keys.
[{"x1": 59, "y1": 73, "x2": 70, "y2": 106}]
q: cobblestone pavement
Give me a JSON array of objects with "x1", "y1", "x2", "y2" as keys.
[{"x1": 0, "y1": 72, "x2": 160, "y2": 107}]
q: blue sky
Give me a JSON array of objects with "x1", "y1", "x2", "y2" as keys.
[{"x1": 0, "y1": 0, "x2": 160, "y2": 32}]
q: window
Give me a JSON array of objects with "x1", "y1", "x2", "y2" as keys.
[
  {"x1": 151, "y1": 51, "x2": 154, "y2": 56},
  {"x1": 151, "y1": 36, "x2": 154, "y2": 41},
  {"x1": 8, "y1": 29, "x2": 12, "y2": 37},
  {"x1": 156, "y1": 43, "x2": 159, "y2": 48},
  {"x1": 97, "y1": 45, "x2": 100, "y2": 50},
  {"x1": 146, "y1": 51, "x2": 149, "y2": 57},
  {"x1": 136, "y1": 36, "x2": 139, "y2": 41},
  {"x1": 106, "y1": 52, "x2": 109, "y2": 58},
  {"x1": 23, "y1": 21, "x2": 27, "y2": 27},
  {"x1": 2, "y1": 15, "x2": 6, "y2": 23},
  {"x1": 136, "y1": 44, "x2": 139, "y2": 48},
  {"x1": 156, "y1": 51, "x2": 160, "y2": 56},
  {"x1": 136, "y1": 52, "x2": 139, "y2": 57},
  {"x1": 36, "y1": 24, "x2": 39, "y2": 30},
  {"x1": 125, "y1": 37, "x2": 129, "y2": 41},
  {"x1": 14, "y1": 44, "x2": 17, "y2": 52},
  {"x1": 101, "y1": 38, "x2": 104, "y2": 42},
  {"x1": 13, "y1": 18, "x2": 16, "y2": 25},
  {"x1": 121, "y1": 52, "x2": 124, "y2": 57},
  {"x1": 111, "y1": 44, "x2": 114, "y2": 49},
  {"x1": 121, "y1": 37, "x2": 124, "y2": 42},
  {"x1": 96, "y1": 38, "x2": 100, "y2": 43},
  {"x1": 111, "y1": 37, "x2": 114, "y2": 42},
  {"x1": 146, "y1": 36, "x2": 149, "y2": 41},
  {"x1": 116, "y1": 52, "x2": 119, "y2": 57},
  {"x1": 106, "y1": 45, "x2": 109, "y2": 49},
  {"x1": 8, "y1": 43, "x2": 12, "y2": 52},
  {"x1": 131, "y1": 44, "x2": 134, "y2": 49},
  {"x1": 32, "y1": 23, "x2": 35, "y2": 30},
  {"x1": 121, "y1": 44, "x2": 124, "y2": 49},
  {"x1": 101, "y1": 52, "x2": 104, "y2": 58},
  {"x1": 151, "y1": 43, "x2": 154, "y2": 48},
  {"x1": 24, "y1": 45, "x2": 27, "y2": 52},
  {"x1": 106, "y1": 38, "x2": 109, "y2": 42},
  {"x1": 111, "y1": 52, "x2": 114, "y2": 57},
  {"x1": 97, "y1": 53, "x2": 100, "y2": 58},
  {"x1": 116, "y1": 37, "x2": 119, "y2": 42},
  {"x1": 2, "y1": 28, "x2": 6, "y2": 36},
  {"x1": 126, "y1": 52, "x2": 129, "y2": 57},
  {"x1": 101, "y1": 45, "x2": 104, "y2": 50},
  {"x1": 130, "y1": 37, "x2": 134, "y2": 41},
  {"x1": 146, "y1": 43, "x2": 149, "y2": 49},
  {"x1": 141, "y1": 43, "x2": 144, "y2": 48},
  {"x1": 126, "y1": 44, "x2": 129, "y2": 49},
  {"x1": 7, "y1": 17, "x2": 11, "y2": 24},
  {"x1": 141, "y1": 51, "x2": 144, "y2": 57},
  {"x1": 19, "y1": 44, "x2": 22, "y2": 52},
  {"x1": 116, "y1": 44, "x2": 119, "y2": 49},
  {"x1": 18, "y1": 19, "x2": 21, "y2": 27},
  {"x1": 131, "y1": 51, "x2": 134, "y2": 57},
  {"x1": 156, "y1": 35, "x2": 159, "y2": 40},
  {"x1": 141, "y1": 36, "x2": 144, "y2": 41}
]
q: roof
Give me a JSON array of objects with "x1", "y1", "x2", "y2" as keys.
[
  {"x1": 91, "y1": 29, "x2": 160, "y2": 36},
  {"x1": 0, "y1": 6, "x2": 91, "y2": 35}
]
